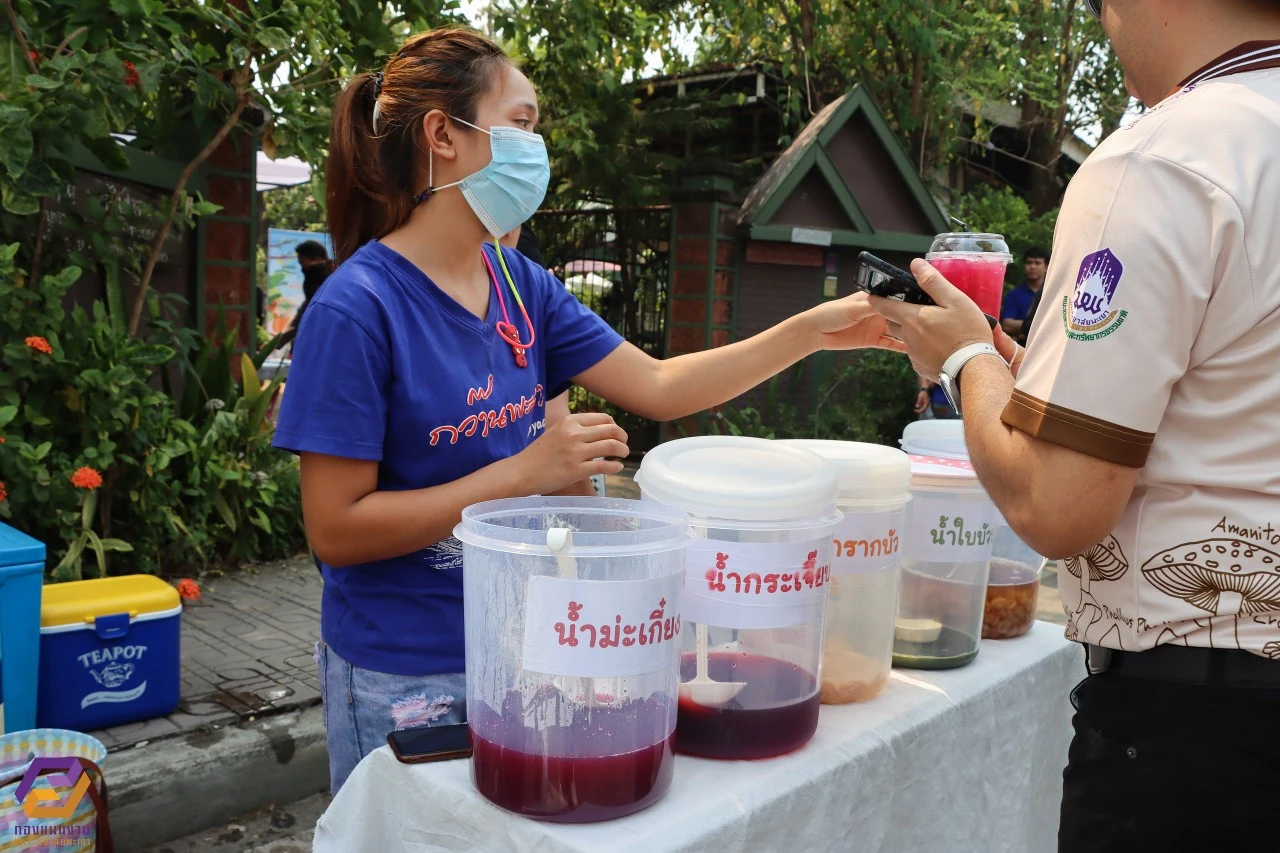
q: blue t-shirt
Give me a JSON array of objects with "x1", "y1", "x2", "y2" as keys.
[
  {"x1": 273, "y1": 241, "x2": 624, "y2": 676},
  {"x1": 1001, "y1": 281, "x2": 1041, "y2": 322}
]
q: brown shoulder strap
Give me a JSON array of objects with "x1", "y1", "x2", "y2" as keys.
[{"x1": 78, "y1": 760, "x2": 115, "y2": 853}]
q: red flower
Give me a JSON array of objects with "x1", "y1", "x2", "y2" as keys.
[
  {"x1": 123, "y1": 61, "x2": 140, "y2": 88},
  {"x1": 25, "y1": 336, "x2": 53, "y2": 354},
  {"x1": 175, "y1": 578, "x2": 201, "y2": 602},
  {"x1": 0, "y1": 482, "x2": 7, "y2": 503},
  {"x1": 28, "y1": 51, "x2": 38, "y2": 64},
  {"x1": 0, "y1": 436, "x2": 6, "y2": 443},
  {"x1": 70, "y1": 467, "x2": 103, "y2": 490}
]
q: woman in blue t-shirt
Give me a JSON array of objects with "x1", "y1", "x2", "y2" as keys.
[{"x1": 274, "y1": 27, "x2": 901, "y2": 792}]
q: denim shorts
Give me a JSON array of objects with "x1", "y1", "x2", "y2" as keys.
[{"x1": 315, "y1": 640, "x2": 467, "y2": 793}]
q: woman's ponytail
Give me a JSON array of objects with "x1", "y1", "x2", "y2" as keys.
[{"x1": 324, "y1": 29, "x2": 511, "y2": 265}]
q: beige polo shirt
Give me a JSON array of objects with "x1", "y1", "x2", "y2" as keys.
[{"x1": 1002, "y1": 42, "x2": 1280, "y2": 656}]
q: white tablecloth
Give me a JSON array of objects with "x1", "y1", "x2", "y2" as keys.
[{"x1": 314, "y1": 622, "x2": 1081, "y2": 853}]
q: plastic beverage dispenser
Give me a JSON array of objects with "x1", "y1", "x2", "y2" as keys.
[
  {"x1": 893, "y1": 422, "x2": 998, "y2": 669},
  {"x1": 636, "y1": 437, "x2": 839, "y2": 759},
  {"x1": 779, "y1": 440, "x2": 911, "y2": 703},
  {"x1": 457, "y1": 497, "x2": 691, "y2": 822}
]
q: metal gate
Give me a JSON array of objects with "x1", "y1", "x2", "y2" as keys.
[{"x1": 530, "y1": 206, "x2": 671, "y2": 357}]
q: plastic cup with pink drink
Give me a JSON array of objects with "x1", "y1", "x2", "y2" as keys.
[{"x1": 925, "y1": 233, "x2": 1014, "y2": 319}]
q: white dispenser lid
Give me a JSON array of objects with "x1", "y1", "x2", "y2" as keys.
[
  {"x1": 899, "y1": 420, "x2": 969, "y2": 459},
  {"x1": 636, "y1": 436, "x2": 838, "y2": 522},
  {"x1": 776, "y1": 440, "x2": 910, "y2": 505}
]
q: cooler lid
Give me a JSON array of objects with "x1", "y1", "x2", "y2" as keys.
[
  {"x1": 41, "y1": 575, "x2": 181, "y2": 628},
  {"x1": 776, "y1": 440, "x2": 910, "y2": 503},
  {"x1": 636, "y1": 436, "x2": 838, "y2": 522},
  {"x1": 900, "y1": 420, "x2": 969, "y2": 460},
  {"x1": 0, "y1": 522, "x2": 46, "y2": 568}
]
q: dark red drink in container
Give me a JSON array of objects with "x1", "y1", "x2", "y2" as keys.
[
  {"x1": 457, "y1": 497, "x2": 692, "y2": 822},
  {"x1": 636, "y1": 436, "x2": 840, "y2": 760}
]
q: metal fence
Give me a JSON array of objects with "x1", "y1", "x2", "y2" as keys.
[{"x1": 531, "y1": 206, "x2": 671, "y2": 357}]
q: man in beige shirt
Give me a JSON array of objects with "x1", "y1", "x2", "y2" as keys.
[{"x1": 871, "y1": 0, "x2": 1280, "y2": 849}]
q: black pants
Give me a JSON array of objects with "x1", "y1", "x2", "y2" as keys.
[{"x1": 1060, "y1": 671, "x2": 1280, "y2": 852}]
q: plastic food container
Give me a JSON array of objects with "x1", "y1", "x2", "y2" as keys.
[
  {"x1": 983, "y1": 522, "x2": 1046, "y2": 640},
  {"x1": 636, "y1": 436, "x2": 839, "y2": 759},
  {"x1": 37, "y1": 575, "x2": 182, "y2": 730},
  {"x1": 457, "y1": 497, "x2": 691, "y2": 823},
  {"x1": 894, "y1": 422, "x2": 997, "y2": 669},
  {"x1": 779, "y1": 440, "x2": 910, "y2": 704}
]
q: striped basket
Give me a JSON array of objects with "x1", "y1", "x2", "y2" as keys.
[{"x1": 0, "y1": 729, "x2": 109, "y2": 852}]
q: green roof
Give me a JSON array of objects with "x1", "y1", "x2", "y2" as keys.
[{"x1": 738, "y1": 85, "x2": 948, "y2": 252}]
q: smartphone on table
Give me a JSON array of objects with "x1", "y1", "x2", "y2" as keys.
[
  {"x1": 855, "y1": 251, "x2": 999, "y2": 329},
  {"x1": 387, "y1": 723, "x2": 471, "y2": 764}
]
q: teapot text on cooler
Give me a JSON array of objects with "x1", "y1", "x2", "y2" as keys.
[
  {"x1": 704, "y1": 550, "x2": 831, "y2": 595},
  {"x1": 834, "y1": 529, "x2": 899, "y2": 559},
  {"x1": 929, "y1": 516, "x2": 993, "y2": 547},
  {"x1": 554, "y1": 597, "x2": 681, "y2": 648}
]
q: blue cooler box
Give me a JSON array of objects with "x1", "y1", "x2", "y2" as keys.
[{"x1": 36, "y1": 575, "x2": 182, "y2": 731}]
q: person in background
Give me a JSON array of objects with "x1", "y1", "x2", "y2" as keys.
[
  {"x1": 514, "y1": 220, "x2": 547, "y2": 267},
  {"x1": 915, "y1": 376, "x2": 957, "y2": 420},
  {"x1": 274, "y1": 27, "x2": 898, "y2": 794},
  {"x1": 870, "y1": 0, "x2": 1280, "y2": 847},
  {"x1": 1016, "y1": 285, "x2": 1044, "y2": 347},
  {"x1": 999, "y1": 246, "x2": 1049, "y2": 344},
  {"x1": 289, "y1": 239, "x2": 335, "y2": 333}
]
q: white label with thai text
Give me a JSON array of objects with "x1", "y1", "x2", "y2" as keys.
[
  {"x1": 521, "y1": 574, "x2": 682, "y2": 678},
  {"x1": 832, "y1": 509, "x2": 905, "y2": 575},
  {"x1": 684, "y1": 538, "x2": 831, "y2": 630},
  {"x1": 907, "y1": 496, "x2": 996, "y2": 563}
]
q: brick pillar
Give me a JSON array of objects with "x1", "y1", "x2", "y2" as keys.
[
  {"x1": 662, "y1": 165, "x2": 741, "y2": 440},
  {"x1": 200, "y1": 130, "x2": 257, "y2": 373}
]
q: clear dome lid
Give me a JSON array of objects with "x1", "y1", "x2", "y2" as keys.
[{"x1": 927, "y1": 232, "x2": 1013, "y2": 261}]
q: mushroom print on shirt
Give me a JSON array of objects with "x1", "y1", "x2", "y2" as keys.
[{"x1": 1004, "y1": 49, "x2": 1280, "y2": 655}]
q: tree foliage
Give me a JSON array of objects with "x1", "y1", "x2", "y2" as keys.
[
  {"x1": 1, "y1": 0, "x2": 458, "y2": 329},
  {"x1": 485, "y1": 0, "x2": 1131, "y2": 212}
]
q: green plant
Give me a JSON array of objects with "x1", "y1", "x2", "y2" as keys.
[
  {"x1": 950, "y1": 185, "x2": 1059, "y2": 284},
  {"x1": 0, "y1": 244, "x2": 304, "y2": 578},
  {"x1": 699, "y1": 352, "x2": 919, "y2": 447},
  {"x1": 811, "y1": 351, "x2": 920, "y2": 445}
]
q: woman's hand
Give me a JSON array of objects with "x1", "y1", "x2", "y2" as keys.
[
  {"x1": 914, "y1": 388, "x2": 930, "y2": 414},
  {"x1": 803, "y1": 292, "x2": 908, "y2": 352},
  {"x1": 542, "y1": 391, "x2": 600, "y2": 496},
  {"x1": 511, "y1": 412, "x2": 628, "y2": 495}
]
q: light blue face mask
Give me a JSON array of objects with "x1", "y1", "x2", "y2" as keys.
[{"x1": 426, "y1": 116, "x2": 550, "y2": 238}]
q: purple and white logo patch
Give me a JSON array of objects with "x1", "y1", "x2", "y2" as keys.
[{"x1": 1062, "y1": 248, "x2": 1128, "y2": 341}]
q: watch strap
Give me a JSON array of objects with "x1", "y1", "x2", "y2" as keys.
[{"x1": 941, "y1": 342, "x2": 1001, "y2": 383}]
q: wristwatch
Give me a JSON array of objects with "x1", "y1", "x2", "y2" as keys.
[{"x1": 937, "y1": 343, "x2": 1002, "y2": 416}]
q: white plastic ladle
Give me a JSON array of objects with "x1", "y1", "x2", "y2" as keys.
[
  {"x1": 546, "y1": 527, "x2": 604, "y2": 706},
  {"x1": 678, "y1": 622, "x2": 746, "y2": 707}
]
